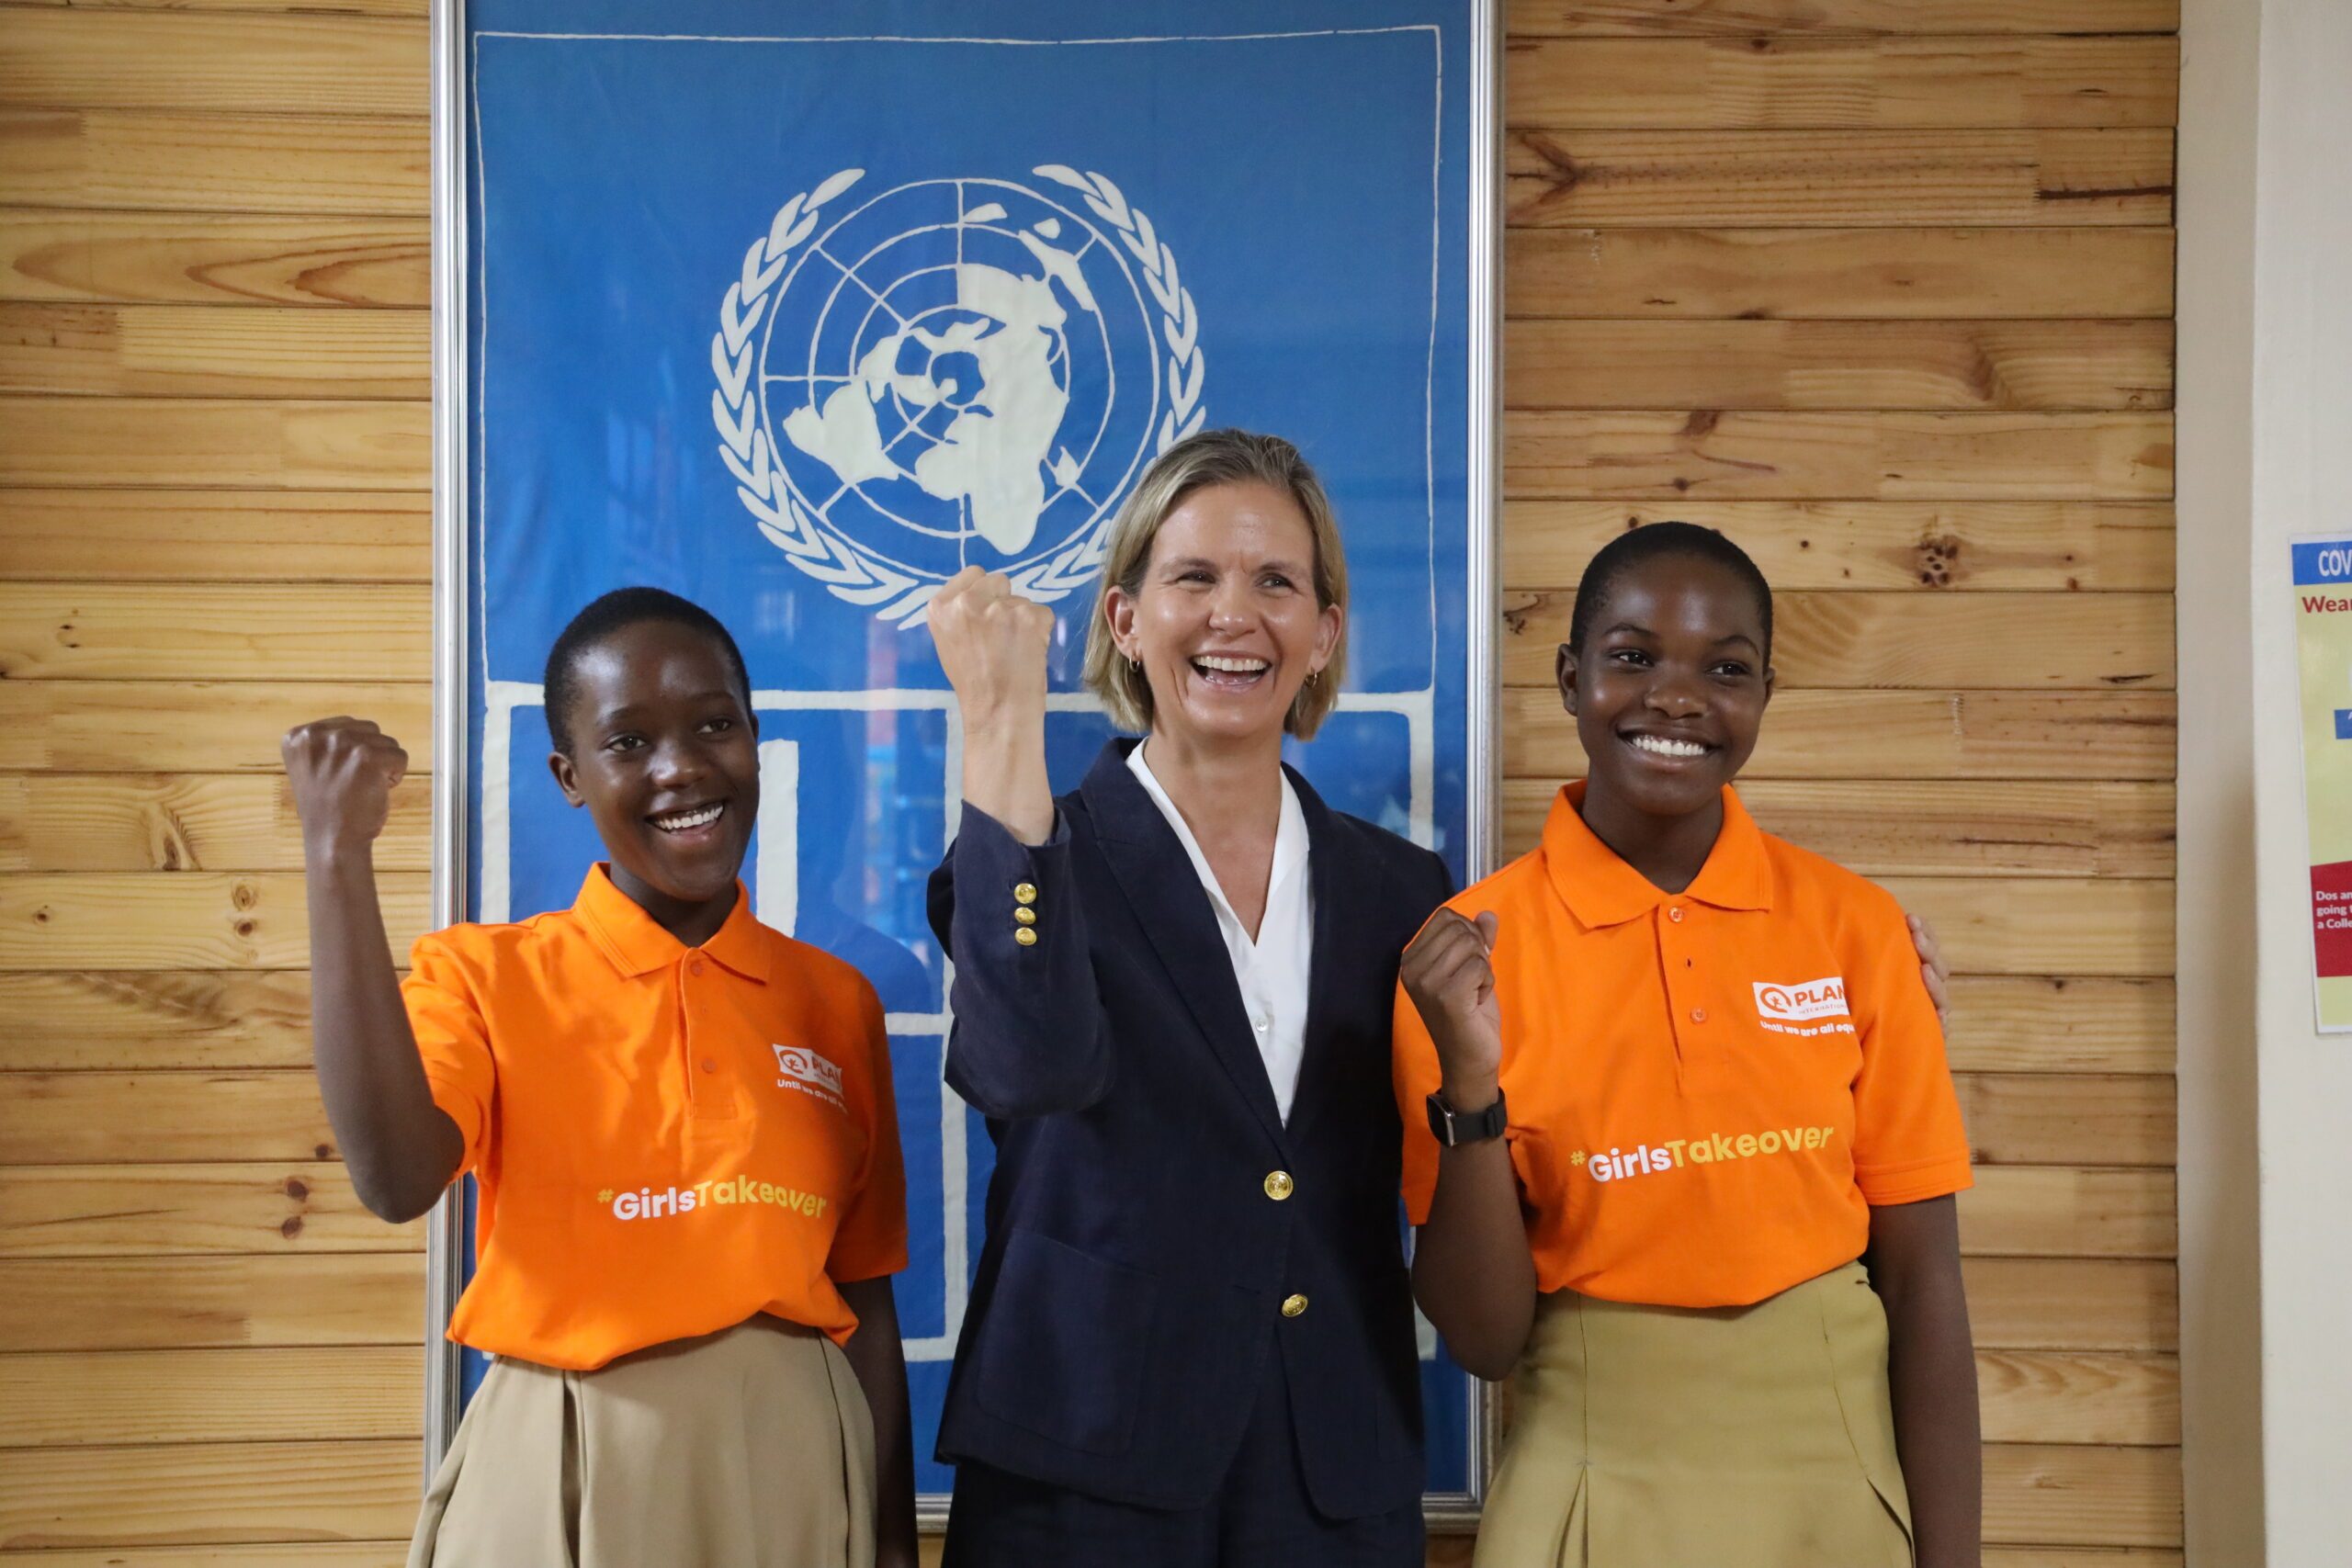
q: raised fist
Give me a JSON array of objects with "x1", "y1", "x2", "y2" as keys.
[
  {"x1": 928, "y1": 566, "x2": 1054, "y2": 726},
  {"x1": 282, "y1": 716, "x2": 408, "y2": 854},
  {"x1": 1401, "y1": 908, "x2": 1504, "y2": 1094}
]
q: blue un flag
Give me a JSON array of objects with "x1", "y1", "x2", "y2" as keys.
[{"x1": 464, "y1": 0, "x2": 1479, "y2": 1497}]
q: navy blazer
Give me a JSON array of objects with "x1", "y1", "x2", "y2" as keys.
[{"x1": 926, "y1": 739, "x2": 1453, "y2": 1517}]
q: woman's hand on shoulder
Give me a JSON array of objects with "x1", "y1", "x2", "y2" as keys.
[
  {"x1": 282, "y1": 716, "x2": 408, "y2": 860},
  {"x1": 1905, "y1": 911, "x2": 1952, "y2": 1027},
  {"x1": 1402, "y1": 908, "x2": 1504, "y2": 1106},
  {"x1": 930, "y1": 566, "x2": 1052, "y2": 728}
]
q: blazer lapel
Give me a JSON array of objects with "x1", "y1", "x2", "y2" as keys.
[
  {"x1": 1080, "y1": 742, "x2": 1288, "y2": 1145},
  {"x1": 1283, "y1": 765, "x2": 1364, "y2": 1142}
]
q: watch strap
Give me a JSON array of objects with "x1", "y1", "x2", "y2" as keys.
[{"x1": 1426, "y1": 1088, "x2": 1508, "y2": 1147}]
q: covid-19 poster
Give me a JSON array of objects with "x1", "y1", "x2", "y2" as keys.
[{"x1": 2291, "y1": 536, "x2": 2352, "y2": 1032}]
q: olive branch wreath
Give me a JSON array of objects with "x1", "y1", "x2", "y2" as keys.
[{"x1": 712, "y1": 166, "x2": 1205, "y2": 626}]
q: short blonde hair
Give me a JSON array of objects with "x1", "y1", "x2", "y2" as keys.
[{"x1": 1081, "y1": 429, "x2": 1351, "y2": 739}]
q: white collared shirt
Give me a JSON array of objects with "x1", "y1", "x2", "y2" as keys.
[{"x1": 1127, "y1": 741, "x2": 1315, "y2": 1123}]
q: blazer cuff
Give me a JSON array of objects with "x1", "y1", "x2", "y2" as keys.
[
  {"x1": 956, "y1": 799, "x2": 1068, "y2": 855},
  {"x1": 951, "y1": 800, "x2": 1073, "y2": 963}
]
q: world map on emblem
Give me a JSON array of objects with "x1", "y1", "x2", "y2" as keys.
[{"x1": 717, "y1": 172, "x2": 1202, "y2": 623}]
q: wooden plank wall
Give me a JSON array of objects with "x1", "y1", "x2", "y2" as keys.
[
  {"x1": 0, "y1": 1, "x2": 2178, "y2": 1563},
  {"x1": 1491, "y1": 5, "x2": 2182, "y2": 1566}
]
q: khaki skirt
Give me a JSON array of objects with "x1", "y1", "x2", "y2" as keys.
[
  {"x1": 1476, "y1": 1261, "x2": 1913, "y2": 1568},
  {"x1": 409, "y1": 1316, "x2": 876, "y2": 1568}
]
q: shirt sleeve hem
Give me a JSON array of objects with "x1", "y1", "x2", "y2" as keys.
[
  {"x1": 827, "y1": 1244, "x2": 911, "y2": 1283},
  {"x1": 422, "y1": 1077, "x2": 484, "y2": 1169},
  {"x1": 1856, "y1": 1160, "x2": 1974, "y2": 1206}
]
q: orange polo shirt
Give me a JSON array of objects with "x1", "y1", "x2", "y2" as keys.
[
  {"x1": 1395, "y1": 784, "x2": 1971, "y2": 1309},
  {"x1": 401, "y1": 864, "x2": 907, "y2": 1370}
]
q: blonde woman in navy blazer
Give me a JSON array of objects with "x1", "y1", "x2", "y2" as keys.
[{"x1": 924, "y1": 430, "x2": 1442, "y2": 1566}]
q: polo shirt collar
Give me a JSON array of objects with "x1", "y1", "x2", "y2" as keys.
[
  {"x1": 572, "y1": 863, "x2": 769, "y2": 981},
  {"x1": 1540, "y1": 781, "x2": 1774, "y2": 928}
]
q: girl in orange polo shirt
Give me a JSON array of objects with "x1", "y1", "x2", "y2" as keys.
[
  {"x1": 1396, "y1": 525, "x2": 1979, "y2": 1568},
  {"x1": 283, "y1": 588, "x2": 916, "y2": 1568}
]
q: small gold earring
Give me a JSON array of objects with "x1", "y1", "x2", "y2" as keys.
[{"x1": 1128, "y1": 655, "x2": 1141, "y2": 674}]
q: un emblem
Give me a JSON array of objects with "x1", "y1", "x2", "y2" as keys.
[{"x1": 712, "y1": 167, "x2": 1205, "y2": 626}]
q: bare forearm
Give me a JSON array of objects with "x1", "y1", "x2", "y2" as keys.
[
  {"x1": 1411, "y1": 1081, "x2": 1539, "y2": 1381},
  {"x1": 838, "y1": 1278, "x2": 917, "y2": 1568},
  {"x1": 1886, "y1": 1284, "x2": 1981, "y2": 1567},
  {"x1": 1871, "y1": 1199, "x2": 1982, "y2": 1568},
  {"x1": 959, "y1": 708, "x2": 1053, "y2": 845},
  {"x1": 304, "y1": 842, "x2": 461, "y2": 1221},
  {"x1": 1398, "y1": 910, "x2": 1535, "y2": 1382}
]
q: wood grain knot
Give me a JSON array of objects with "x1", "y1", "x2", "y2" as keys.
[{"x1": 1916, "y1": 534, "x2": 1963, "y2": 588}]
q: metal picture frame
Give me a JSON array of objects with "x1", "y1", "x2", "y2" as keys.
[{"x1": 426, "y1": 0, "x2": 1502, "y2": 1524}]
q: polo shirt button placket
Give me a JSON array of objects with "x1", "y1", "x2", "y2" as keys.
[
  {"x1": 1660, "y1": 903, "x2": 1703, "y2": 1080},
  {"x1": 681, "y1": 953, "x2": 714, "y2": 1110}
]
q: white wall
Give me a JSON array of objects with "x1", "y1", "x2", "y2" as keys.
[
  {"x1": 2247, "y1": 0, "x2": 2352, "y2": 1556},
  {"x1": 2182, "y1": 0, "x2": 2352, "y2": 1560}
]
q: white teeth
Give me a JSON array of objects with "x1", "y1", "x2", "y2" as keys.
[
  {"x1": 652, "y1": 803, "x2": 724, "y2": 831},
  {"x1": 1630, "y1": 734, "x2": 1708, "y2": 759},
  {"x1": 1194, "y1": 655, "x2": 1270, "y2": 673}
]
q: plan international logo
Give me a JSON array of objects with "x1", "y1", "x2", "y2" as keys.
[
  {"x1": 774, "y1": 1044, "x2": 846, "y2": 1107},
  {"x1": 1753, "y1": 976, "x2": 1856, "y2": 1038}
]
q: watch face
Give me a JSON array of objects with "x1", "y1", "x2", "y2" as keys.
[{"x1": 1427, "y1": 1089, "x2": 1503, "y2": 1146}]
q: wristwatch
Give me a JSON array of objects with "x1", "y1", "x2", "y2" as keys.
[{"x1": 1426, "y1": 1089, "x2": 1508, "y2": 1147}]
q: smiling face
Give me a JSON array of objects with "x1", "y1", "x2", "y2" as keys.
[
  {"x1": 1103, "y1": 479, "x2": 1341, "y2": 750},
  {"x1": 1559, "y1": 551, "x2": 1774, "y2": 821},
  {"x1": 547, "y1": 618, "x2": 761, "y2": 933}
]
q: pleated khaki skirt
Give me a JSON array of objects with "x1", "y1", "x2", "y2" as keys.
[
  {"x1": 408, "y1": 1316, "x2": 876, "y2": 1568},
  {"x1": 1476, "y1": 1260, "x2": 1913, "y2": 1568}
]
